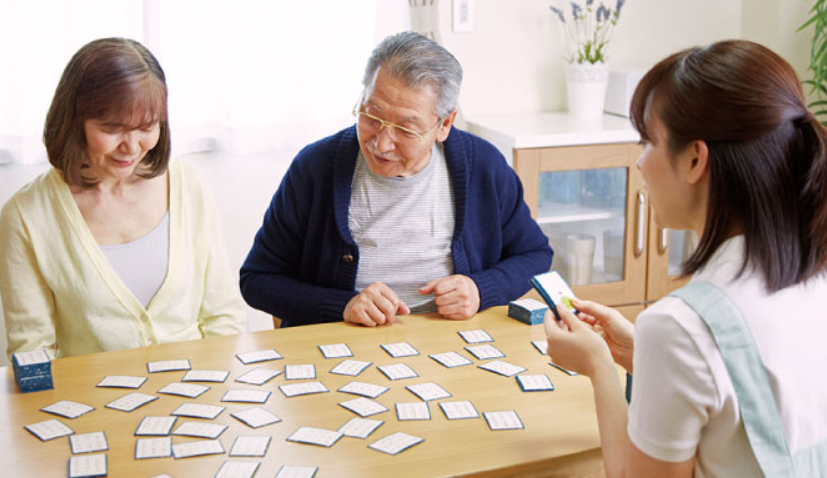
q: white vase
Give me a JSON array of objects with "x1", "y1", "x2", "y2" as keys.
[{"x1": 565, "y1": 62, "x2": 610, "y2": 120}]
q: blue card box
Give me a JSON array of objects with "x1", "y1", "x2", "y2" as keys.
[{"x1": 508, "y1": 298, "x2": 549, "y2": 325}]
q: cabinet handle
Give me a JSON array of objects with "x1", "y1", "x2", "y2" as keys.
[
  {"x1": 659, "y1": 227, "x2": 668, "y2": 255},
  {"x1": 635, "y1": 191, "x2": 646, "y2": 257}
]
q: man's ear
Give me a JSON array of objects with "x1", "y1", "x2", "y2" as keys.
[{"x1": 435, "y1": 111, "x2": 458, "y2": 142}]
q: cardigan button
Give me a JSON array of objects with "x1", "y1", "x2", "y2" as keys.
[{"x1": 342, "y1": 254, "x2": 354, "y2": 263}]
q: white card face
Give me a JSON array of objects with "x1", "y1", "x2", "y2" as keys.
[
  {"x1": 25, "y1": 419, "x2": 73, "y2": 441},
  {"x1": 517, "y1": 374, "x2": 555, "y2": 391},
  {"x1": 135, "y1": 437, "x2": 172, "y2": 459},
  {"x1": 231, "y1": 407, "x2": 282, "y2": 428},
  {"x1": 429, "y1": 351, "x2": 472, "y2": 368},
  {"x1": 532, "y1": 340, "x2": 549, "y2": 355},
  {"x1": 172, "y1": 439, "x2": 225, "y2": 459},
  {"x1": 68, "y1": 453, "x2": 106, "y2": 478},
  {"x1": 458, "y1": 330, "x2": 494, "y2": 344},
  {"x1": 512, "y1": 298, "x2": 548, "y2": 311},
  {"x1": 465, "y1": 344, "x2": 506, "y2": 360},
  {"x1": 337, "y1": 417, "x2": 383, "y2": 439},
  {"x1": 147, "y1": 359, "x2": 191, "y2": 373},
  {"x1": 318, "y1": 343, "x2": 352, "y2": 359},
  {"x1": 222, "y1": 390, "x2": 271, "y2": 403},
  {"x1": 69, "y1": 431, "x2": 108, "y2": 454},
  {"x1": 171, "y1": 403, "x2": 225, "y2": 420},
  {"x1": 338, "y1": 397, "x2": 388, "y2": 417},
  {"x1": 13, "y1": 349, "x2": 50, "y2": 365},
  {"x1": 173, "y1": 422, "x2": 228, "y2": 439},
  {"x1": 41, "y1": 400, "x2": 94, "y2": 419},
  {"x1": 275, "y1": 466, "x2": 318, "y2": 478},
  {"x1": 285, "y1": 364, "x2": 316, "y2": 380},
  {"x1": 439, "y1": 400, "x2": 480, "y2": 420},
  {"x1": 235, "y1": 368, "x2": 282, "y2": 385},
  {"x1": 533, "y1": 271, "x2": 577, "y2": 309},
  {"x1": 182, "y1": 370, "x2": 229, "y2": 383},
  {"x1": 236, "y1": 349, "x2": 283, "y2": 364},
  {"x1": 368, "y1": 432, "x2": 424, "y2": 455},
  {"x1": 406, "y1": 382, "x2": 451, "y2": 401},
  {"x1": 380, "y1": 342, "x2": 419, "y2": 358},
  {"x1": 229, "y1": 436, "x2": 271, "y2": 457},
  {"x1": 286, "y1": 427, "x2": 343, "y2": 447},
  {"x1": 478, "y1": 360, "x2": 527, "y2": 377},
  {"x1": 377, "y1": 363, "x2": 418, "y2": 381},
  {"x1": 158, "y1": 382, "x2": 210, "y2": 398},
  {"x1": 96, "y1": 375, "x2": 147, "y2": 389},
  {"x1": 329, "y1": 359, "x2": 372, "y2": 377},
  {"x1": 279, "y1": 381, "x2": 328, "y2": 398},
  {"x1": 396, "y1": 402, "x2": 430, "y2": 421},
  {"x1": 483, "y1": 410, "x2": 525, "y2": 430},
  {"x1": 215, "y1": 461, "x2": 260, "y2": 478},
  {"x1": 105, "y1": 392, "x2": 158, "y2": 412},
  {"x1": 337, "y1": 381, "x2": 389, "y2": 399},
  {"x1": 135, "y1": 416, "x2": 178, "y2": 436}
]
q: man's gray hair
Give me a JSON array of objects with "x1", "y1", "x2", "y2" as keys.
[{"x1": 362, "y1": 32, "x2": 463, "y2": 119}]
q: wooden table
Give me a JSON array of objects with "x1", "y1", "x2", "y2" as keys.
[{"x1": 0, "y1": 306, "x2": 608, "y2": 478}]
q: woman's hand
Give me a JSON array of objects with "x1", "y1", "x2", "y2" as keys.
[
  {"x1": 572, "y1": 299, "x2": 635, "y2": 374},
  {"x1": 543, "y1": 302, "x2": 614, "y2": 378}
]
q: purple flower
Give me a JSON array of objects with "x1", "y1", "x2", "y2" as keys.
[
  {"x1": 549, "y1": 5, "x2": 566, "y2": 22},
  {"x1": 597, "y1": 4, "x2": 610, "y2": 22},
  {"x1": 615, "y1": 0, "x2": 625, "y2": 17},
  {"x1": 586, "y1": 0, "x2": 595, "y2": 6},
  {"x1": 571, "y1": 2, "x2": 582, "y2": 18}
]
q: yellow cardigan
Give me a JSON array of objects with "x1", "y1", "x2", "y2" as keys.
[{"x1": 0, "y1": 160, "x2": 246, "y2": 358}]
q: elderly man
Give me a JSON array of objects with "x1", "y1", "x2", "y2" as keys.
[{"x1": 240, "y1": 32, "x2": 552, "y2": 327}]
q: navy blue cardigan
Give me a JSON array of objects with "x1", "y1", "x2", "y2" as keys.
[{"x1": 240, "y1": 125, "x2": 552, "y2": 326}]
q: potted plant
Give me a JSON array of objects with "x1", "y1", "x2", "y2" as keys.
[
  {"x1": 800, "y1": 0, "x2": 827, "y2": 125},
  {"x1": 550, "y1": 0, "x2": 626, "y2": 120}
]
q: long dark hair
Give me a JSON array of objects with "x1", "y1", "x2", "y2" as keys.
[
  {"x1": 44, "y1": 37, "x2": 170, "y2": 187},
  {"x1": 630, "y1": 40, "x2": 827, "y2": 291}
]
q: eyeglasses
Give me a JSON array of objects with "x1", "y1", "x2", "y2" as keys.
[{"x1": 352, "y1": 104, "x2": 442, "y2": 143}]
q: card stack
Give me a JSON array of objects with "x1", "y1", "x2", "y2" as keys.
[
  {"x1": 12, "y1": 349, "x2": 53, "y2": 393},
  {"x1": 507, "y1": 298, "x2": 548, "y2": 325}
]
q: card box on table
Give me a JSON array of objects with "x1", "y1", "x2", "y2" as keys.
[
  {"x1": 507, "y1": 298, "x2": 549, "y2": 325},
  {"x1": 12, "y1": 349, "x2": 54, "y2": 393}
]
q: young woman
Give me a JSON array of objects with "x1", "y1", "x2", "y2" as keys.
[{"x1": 544, "y1": 40, "x2": 827, "y2": 477}]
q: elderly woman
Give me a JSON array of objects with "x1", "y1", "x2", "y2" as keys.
[
  {"x1": 544, "y1": 40, "x2": 827, "y2": 477},
  {"x1": 0, "y1": 38, "x2": 246, "y2": 358}
]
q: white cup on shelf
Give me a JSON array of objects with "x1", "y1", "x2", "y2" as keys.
[{"x1": 567, "y1": 233, "x2": 596, "y2": 286}]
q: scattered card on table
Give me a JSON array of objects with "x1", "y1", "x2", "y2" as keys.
[
  {"x1": 68, "y1": 453, "x2": 106, "y2": 478},
  {"x1": 69, "y1": 431, "x2": 108, "y2": 454},
  {"x1": 25, "y1": 419, "x2": 73, "y2": 441},
  {"x1": 516, "y1": 374, "x2": 555, "y2": 392},
  {"x1": 275, "y1": 466, "x2": 318, "y2": 478},
  {"x1": 172, "y1": 439, "x2": 224, "y2": 459},
  {"x1": 286, "y1": 427, "x2": 343, "y2": 447},
  {"x1": 222, "y1": 390, "x2": 271, "y2": 403},
  {"x1": 96, "y1": 375, "x2": 146, "y2": 389},
  {"x1": 396, "y1": 402, "x2": 430, "y2": 421},
  {"x1": 465, "y1": 344, "x2": 506, "y2": 360},
  {"x1": 549, "y1": 361, "x2": 579, "y2": 376},
  {"x1": 285, "y1": 364, "x2": 316, "y2": 380},
  {"x1": 171, "y1": 403, "x2": 225, "y2": 420},
  {"x1": 105, "y1": 392, "x2": 158, "y2": 412},
  {"x1": 135, "y1": 437, "x2": 171, "y2": 459},
  {"x1": 338, "y1": 417, "x2": 383, "y2": 439},
  {"x1": 235, "y1": 368, "x2": 282, "y2": 385},
  {"x1": 147, "y1": 359, "x2": 191, "y2": 373},
  {"x1": 337, "y1": 381, "x2": 389, "y2": 399},
  {"x1": 439, "y1": 400, "x2": 480, "y2": 420},
  {"x1": 380, "y1": 342, "x2": 419, "y2": 358},
  {"x1": 229, "y1": 436, "x2": 271, "y2": 457},
  {"x1": 483, "y1": 410, "x2": 525, "y2": 430},
  {"x1": 172, "y1": 421, "x2": 228, "y2": 439},
  {"x1": 368, "y1": 432, "x2": 424, "y2": 455},
  {"x1": 231, "y1": 407, "x2": 281, "y2": 428},
  {"x1": 279, "y1": 381, "x2": 328, "y2": 398},
  {"x1": 531, "y1": 340, "x2": 548, "y2": 355},
  {"x1": 406, "y1": 382, "x2": 451, "y2": 401},
  {"x1": 135, "y1": 416, "x2": 178, "y2": 436},
  {"x1": 330, "y1": 359, "x2": 372, "y2": 377},
  {"x1": 182, "y1": 370, "x2": 229, "y2": 383},
  {"x1": 236, "y1": 349, "x2": 283, "y2": 365},
  {"x1": 339, "y1": 397, "x2": 388, "y2": 417},
  {"x1": 158, "y1": 382, "x2": 210, "y2": 398},
  {"x1": 377, "y1": 363, "x2": 418, "y2": 381},
  {"x1": 458, "y1": 330, "x2": 494, "y2": 344},
  {"x1": 215, "y1": 461, "x2": 260, "y2": 478},
  {"x1": 41, "y1": 400, "x2": 94, "y2": 419},
  {"x1": 429, "y1": 352, "x2": 472, "y2": 368},
  {"x1": 318, "y1": 343, "x2": 352, "y2": 359},
  {"x1": 478, "y1": 360, "x2": 526, "y2": 377}
]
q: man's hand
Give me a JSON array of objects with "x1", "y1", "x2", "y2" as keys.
[
  {"x1": 344, "y1": 282, "x2": 410, "y2": 327},
  {"x1": 419, "y1": 275, "x2": 480, "y2": 320}
]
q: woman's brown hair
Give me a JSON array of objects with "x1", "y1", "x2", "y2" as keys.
[
  {"x1": 630, "y1": 40, "x2": 827, "y2": 291},
  {"x1": 44, "y1": 37, "x2": 170, "y2": 187}
]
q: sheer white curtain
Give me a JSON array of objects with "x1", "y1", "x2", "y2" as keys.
[{"x1": 0, "y1": 0, "x2": 410, "y2": 164}]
